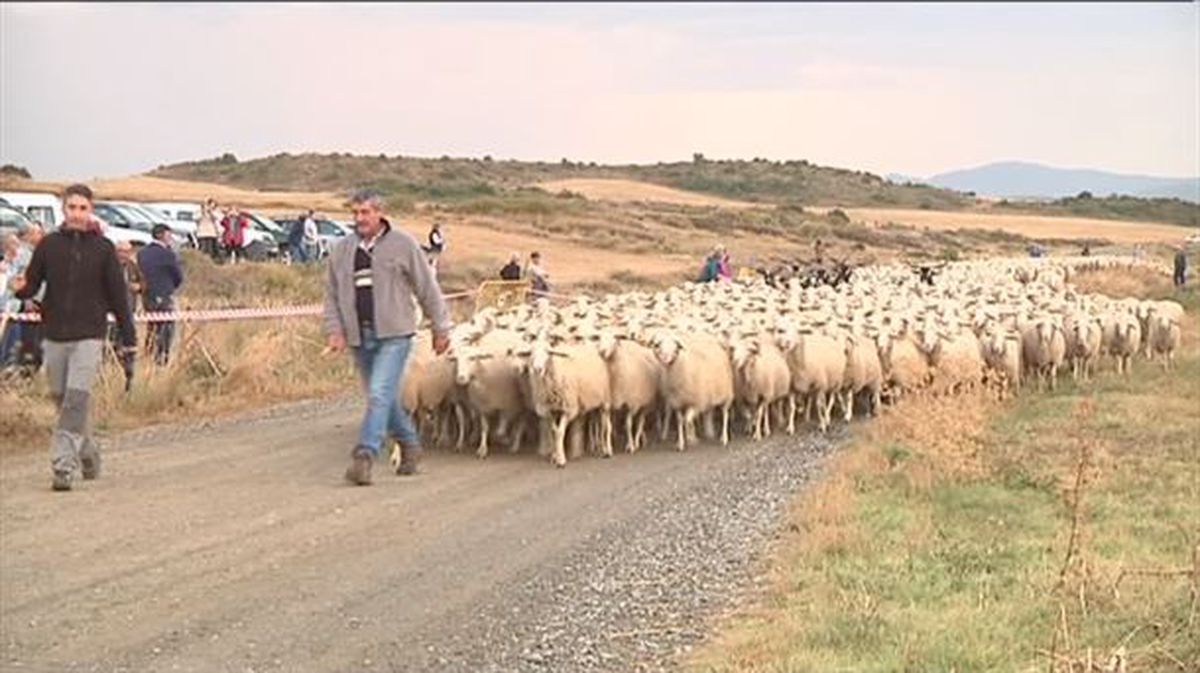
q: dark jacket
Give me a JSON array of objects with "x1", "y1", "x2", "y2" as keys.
[
  {"x1": 16, "y1": 227, "x2": 135, "y2": 347},
  {"x1": 137, "y1": 241, "x2": 184, "y2": 308},
  {"x1": 499, "y1": 261, "x2": 522, "y2": 281}
]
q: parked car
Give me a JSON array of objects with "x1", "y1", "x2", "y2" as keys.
[
  {"x1": 113, "y1": 202, "x2": 191, "y2": 248},
  {"x1": 142, "y1": 202, "x2": 200, "y2": 243},
  {"x1": 91, "y1": 202, "x2": 155, "y2": 247},
  {"x1": 0, "y1": 191, "x2": 63, "y2": 230},
  {"x1": 0, "y1": 203, "x2": 34, "y2": 240},
  {"x1": 271, "y1": 215, "x2": 349, "y2": 261}
]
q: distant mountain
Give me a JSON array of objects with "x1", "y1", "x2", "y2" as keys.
[{"x1": 922, "y1": 161, "x2": 1199, "y2": 202}]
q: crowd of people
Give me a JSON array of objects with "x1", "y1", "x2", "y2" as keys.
[{"x1": 196, "y1": 198, "x2": 257, "y2": 264}]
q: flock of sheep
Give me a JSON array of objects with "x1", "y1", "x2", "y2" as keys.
[{"x1": 400, "y1": 255, "x2": 1185, "y2": 467}]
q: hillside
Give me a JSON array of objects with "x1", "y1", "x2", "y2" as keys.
[
  {"x1": 149, "y1": 152, "x2": 972, "y2": 211},
  {"x1": 994, "y1": 192, "x2": 1199, "y2": 228},
  {"x1": 924, "y1": 161, "x2": 1200, "y2": 202}
]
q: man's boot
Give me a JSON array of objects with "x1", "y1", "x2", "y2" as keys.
[
  {"x1": 396, "y1": 442, "x2": 422, "y2": 476},
  {"x1": 344, "y1": 447, "x2": 374, "y2": 486},
  {"x1": 52, "y1": 470, "x2": 73, "y2": 492},
  {"x1": 80, "y1": 440, "x2": 102, "y2": 480}
]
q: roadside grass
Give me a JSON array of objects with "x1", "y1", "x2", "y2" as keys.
[{"x1": 689, "y1": 272, "x2": 1198, "y2": 673}]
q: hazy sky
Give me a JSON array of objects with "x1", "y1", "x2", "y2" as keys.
[{"x1": 2, "y1": 2, "x2": 1197, "y2": 181}]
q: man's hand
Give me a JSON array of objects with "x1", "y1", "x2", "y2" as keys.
[
  {"x1": 432, "y1": 331, "x2": 450, "y2": 356},
  {"x1": 9, "y1": 274, "x2": 26, "y2": 293},
  {"x1": 325, "y1": 332, "x2": 347, "y2": 355}
]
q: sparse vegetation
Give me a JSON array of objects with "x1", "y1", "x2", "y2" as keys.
[
  {"x1": 998, "y1": 193, "x2": 1200, "y2": 228},
  {"x1": 0, "y1": 164, "x2": 32, "y2": 179}
]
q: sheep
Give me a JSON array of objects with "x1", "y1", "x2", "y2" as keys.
[
  {"x1": 778, "y1": 326, "x2": 846, "y2": 434},
  {"x1": 648, "y1": 330, "x2": 735, "y2": 451},
  {"x1": 729, "y1": 334, "x2": 792, "y2": 440},
  {"x1": 875, "y1": 327, "x2": 931, "y2": 404},
  {"x1": 1147, "y1": 314, "x2": 1181, "y2": 371},
  {"x1": 1105, "y1": 313, "x2": 1142, "y2": 375},
  {"x1": 1021, "y1": 317, "x2": 1067, "y2": 391},
  {"x1": 980, "y1": 328, "x2": 1023, "y2": 399},
  {"x1": 840, "y1": 330, "x2": 884, "y2": 421},
  {"x1": 923, "y1": 325, "x2": 986, "y2": 397},
  {"x1": 450, "y1": 329, "x2": 529, "y2": 459},
  {"x1": 1064, "y1": 314, "x2": 1103, "y2": 382},
  {"x1": 596, "y1": 331, "x2": 662, "y2": 453},
  {"x1": 400, "y1": 334, "x2": 460, "y2": 447},
  {"x1": 518, "y1": 337, "x2": 613, "y2": 467}
]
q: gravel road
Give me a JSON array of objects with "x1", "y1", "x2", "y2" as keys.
[{"x1": 0, "y1": 400, "x2": 835, "y2": 673}]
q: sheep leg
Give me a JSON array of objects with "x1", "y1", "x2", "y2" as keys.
[
  {"x1": 721, "y1": 403, "x2": 731, "y2": 446},
  {"x1": 509, "y1": 416, "x2": 526, "y2": 454},
  {"x1": 476, "y1": 413, "x2": 491, "y2": 459},
  {"x1": 786, "y1": 394, "x2": 797, "y2": 436},
  {"x1": 551, "y1": 414, "x2": 568, "y2": 468},
  {"x1": 601, "y1": 408, "x2": 614, "y2": 458},
  {"x1": 624, "y1": 411, "x2": 636, "y2": 454},
  {"x1": 842, "y1": 389, "x2": 853, "y2": 423},
  {"x1": 676, "y1": 409, "x2": 687, "y2": 452},
  {"x1": 635, "y1": 412, "x2": 648, "y2": 451},
  {"x1": 762, "y1": 401, "x2": 772, "y2": 438},
  {"x1": 454, "y1": 404, "x2": 467, "y2": 451}
]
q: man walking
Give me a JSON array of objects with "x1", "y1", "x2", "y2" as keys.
[
  {"x1": 11, "y1": 184, "x2": 136, "y2": 491},
  {"x1": 1174, "y1": 246, "x2": 1189, "y2": 288},
  {"x1": 323, "y1": 190, "x2": 451, "y2": 486},
  {"x1": 137, "y1": 224, "x2": 184, "y2": 365}
]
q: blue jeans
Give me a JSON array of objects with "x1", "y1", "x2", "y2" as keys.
[{"x1": 352, "y1": 326, "x2": 419, "y2": 457}]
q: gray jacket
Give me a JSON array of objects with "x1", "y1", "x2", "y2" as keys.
[{"x1": 322, "y1": 222, "x2": 452, "y2": 347}]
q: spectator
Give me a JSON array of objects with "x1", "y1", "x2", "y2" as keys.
[
  {"x1": 288, "y1": 213, "x2": 307, "y2": 264},
  {"x1": 427, "y1": 222, "x2": 445, "y2": 256},
  {"x1": 717, "y1": 247, "x2": 733, "y2": 282},
  {"x1": 137, "y1": 224, "x2": 184, "y2": 365},
  {"x1": 698, "y1": 247, "x2": 720, "y2": 283},
  {"x1": 114, "y1": 241, "x2": 144, "y2": 314},
  {"x1": 220, "y1": 206, "x2": 247, "y2": 264},
  {"x1": 323, "y1": 190, "x2": 451, "y2": 486},
  {"x1": 1, "y1": 233, "x2": 25, "y2": 365},
  {"x1": 302, "y1": 209, "x2": 319, "y2": 263},
  {"x1": 196, "y1": 199, "x2": 220, "y2": 260},
  {"x1": 499, "y1": 252, "x2": 523, "y2": 281},
  {"x1": 15, "y1": 225, "x2": 45, "y2": 373},
  {"x1": 1081, "y1": 243, "x2": 1091, "y2": 257},
  {"x1": 527, "y1": 251, "x2": 550, "y2": 296},
  {"x1": 1174, "y1": 246, "x2": 1189, "y2": 288},
  {"x1": 11, "y1": 183, "x2": 136, "y2": 492}
]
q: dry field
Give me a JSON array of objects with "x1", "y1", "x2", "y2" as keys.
[
  {"x1": 1, "y1": 175, "x2": 345, "y2": 211},
  {"x1": 535, "y1": 178, "x2": 763, "y2": 209},
  {"x1": 840, "y1": 205, "x2": 1194, "y2": 244}
]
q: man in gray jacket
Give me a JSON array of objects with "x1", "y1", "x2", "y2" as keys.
[{"x1": 323, "y1": 190, "x2": 451, "y2": 485}]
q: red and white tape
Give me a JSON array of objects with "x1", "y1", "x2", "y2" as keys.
[{"x1": 2, "y1": 291, "x2": 481, "y2": 325}]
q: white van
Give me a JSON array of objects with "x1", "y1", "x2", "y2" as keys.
[{"x1": 0, "y1": 191, "x2": 63, "y2": 230}]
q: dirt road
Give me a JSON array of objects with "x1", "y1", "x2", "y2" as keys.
[{"x1": 1, "y1": 400, "x2": 833, "y2": 673}]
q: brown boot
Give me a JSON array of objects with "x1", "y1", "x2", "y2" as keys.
[
  {"x1": 395, "y1": 442, "x2": 422, "y2": 476},
  {"x1": 344, "y1": 448, "x2": 374, "y2": 486}
]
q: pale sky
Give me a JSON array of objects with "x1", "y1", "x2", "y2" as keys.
[{"x1": 2, "y1": 2, "x2": 1197, "y2": 181}]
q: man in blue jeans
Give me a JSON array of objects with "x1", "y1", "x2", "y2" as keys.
[{"x1": 322, "y1": 189, "x2": 451, "y2": 485}]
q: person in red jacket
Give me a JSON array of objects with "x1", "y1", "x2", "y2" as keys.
[{"x1": 220, "y1": 206, "x2": 247, "y2": 264}]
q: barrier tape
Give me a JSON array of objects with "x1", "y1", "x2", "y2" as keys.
[{"x1": 1, "y1": 290, "x2": 482, "y2": 324}]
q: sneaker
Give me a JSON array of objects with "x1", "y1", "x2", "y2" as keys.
[
  {"x1": 396, "y1": 442, "x2": 422, "y2": 476},
  {"x1": 52, "y1": 470, "x2": 73, "y2": 492},
  {"x1": 80, "y1": 444, "x2": 102, "y2": 481},
  {"x1": 344, "y1": 448, "x2": 374, "y2": 486}
]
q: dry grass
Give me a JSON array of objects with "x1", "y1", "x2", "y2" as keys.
[
  {"x1": 841, "y1": 206, "x2": 1195, "y2": 244},
  {"x1": 534, "y1": 178, "x2": 764, "y2": 209},
  {"x1": 690, "y1": 270, "x2": 1199, "y2": 673}
]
